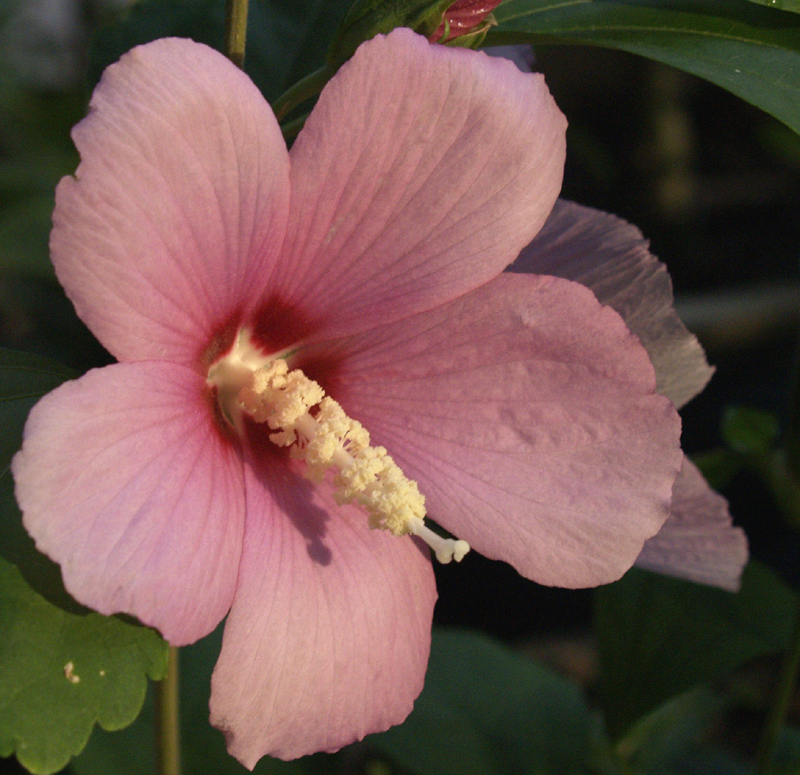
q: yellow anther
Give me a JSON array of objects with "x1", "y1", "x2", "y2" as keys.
[{"x1": 208, "y1": 330, "x2": 470, "y2": 564}]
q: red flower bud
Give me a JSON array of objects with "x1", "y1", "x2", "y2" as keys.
[{"x1": 429, "y1": 0, "x2": 502, "y2": 44}]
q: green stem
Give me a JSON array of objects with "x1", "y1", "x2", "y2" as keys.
[
  {"x1": 224, "y1": 0, "x2": 250, "y2": 69},
  {"x1": 281, "y1": 111, "x2": 311, "y2": 143},
  {"x1": 756, "y1": 595, "x2": 800, "y2": 775},
  {"x1": 272, "y1": 64, "x2": 336, "y2": 121},
  {"x1": 155, "y1": 646, "x2": 181, "y2": 775}
]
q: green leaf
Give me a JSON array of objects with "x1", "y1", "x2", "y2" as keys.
[
  {"x1": 722, "y1": 405, "x2": 781, "y2": 456},
  {"x1": 744, "y1": 0, "x2": 800, "y2": 13},
  {"x1": 0, "y1": 471, "x2": 86, "y2": 615},
  {"x1": 775, "y1": 726, "x2": 800, "y2": 774},
  {"x1": 326, "y1": 0, "x2": 451, "y2": 68},
  {"x1": 71, "y1": 624, "x2": 337, "y2": 775},
  {"x1": 0, "y1": 557, "x2": 168, "y2": 775},
  {"x1": 488, "y1": 0, "x2": 800, "y2": 136},
  {"x1": 90, "y1": 0, "x2": 353, "y2": 104},
  {"x1": 0, "y1": 347, "x2": 76, "y2": 475},
  {"x1": 595, "y1": 562, "x2": 797, "y2": 738},
  {"x1": 368, "y1": 628, "x2": 596, "y2": 775},
  {"x1": 615, "y1": 685, "x2": 726, "y2": 772},
  {"x1": 691, "y1": 448, "x2": 745, "y2": 491},
  {"x1": 0, "y1": 195, "x2": 57, "y2": 279}
]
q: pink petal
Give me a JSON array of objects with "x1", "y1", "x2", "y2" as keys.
[
  {"x1": 313, "y1": 273, "x2": 682, "y2": 588},
  {"x1": 269, "y1": 28, "x2": 566, "y2": 342},
  {"x1": 431, "y1": 0, "x2": 504, "y2": 42},
  {"x1": 51, "y1": 38, "x2": 290, "y2": 365},
  {"x1": 11, "y1": 362, "x2": 245, "y2": 645},
  {"x1": 511, "y1": 199, "x2": 714, "y2": 409},
  {"x1": 210, "y1": 445, "x2": 436, "y2": 765},
  {"x1": 635, "y1": 458, "x2": 748, "y2": 591}
]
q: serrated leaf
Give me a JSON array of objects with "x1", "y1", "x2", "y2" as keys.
[
  {"x1": 488, "y1": 0, "x2": 800, "y2": 136},
  {"x1": 71, "y1": 624, "x2": 336, "y2": 775},
  {"x1": 368, "y1": 628, "x2": 595, "y2": 775},
  {"x1": 0, "y1": 557, "x2": 168, "y2": 775},
  {"x1": 0, "y1": 348, "x2": 76, "y2": 475},
  {"x1": 595, "y1": 562, "x2": 797, "y2": 738}
]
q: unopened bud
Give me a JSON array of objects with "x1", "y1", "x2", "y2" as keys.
[{"x1": 429, "y1": 0, "x2": 502, "y2": 47}]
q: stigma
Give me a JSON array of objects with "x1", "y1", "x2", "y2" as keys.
[{"x1": 207, "y1": 330, "x2": 470, "y2": 564}]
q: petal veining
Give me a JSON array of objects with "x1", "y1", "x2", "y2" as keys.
[
  {"x1": 12, "y1": 361, "x2": 245, "y2": 644},
  {"x1": 210, "y1": 445, "x2": 436, "y2": 764},
  {"x1": 275, "y1": 28, "x2": 566, "y2": 339},
  {"x1": 636, "y1": 458, "x2": 748, "y2": 591},
  {"x1": 512, "y1": 199, "x2": 714, "y2": 409},
  {"x1": 51, "y1": 38, "x2": 290, "y2": 365},
  {"x1": 317, "y1": 273, "x2": 683, "y2": 588}
]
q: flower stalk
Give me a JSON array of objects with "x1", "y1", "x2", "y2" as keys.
[
  {"x1": 155, "y1": 646, "x2": 181, "y2": 775},
  {"x1": 224, "y1": 0, "x2": 249, "y2": 69},
  {"x1": 272, "y1": 64, "x2": 336, "y2": 122}
]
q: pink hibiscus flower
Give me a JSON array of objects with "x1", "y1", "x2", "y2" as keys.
[{"x1": 11, "y1": 28, "x2": 745, "y2": 767}]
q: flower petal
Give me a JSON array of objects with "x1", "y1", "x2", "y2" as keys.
[
  {"x1": 316, "y1": 273, "x2": 683, "y2": 588},
  {"x1": 210, "y1": 446, "x2": 436, "y2": 765},
  {"x1": 272, "y1": 28, "x2": 565, "y2": 340},
  {"x1": 635, "y1": 458, "x2": 748, "y2": 591},
  {"x1": 51, "y1": 38, "x2": 290, "y2": 365},
  {"x1": 11, "y1": 362, "x2": 245, "y2": 645},
  {"x1": 511, "y1": 200, "x2": 714, "y2": 409}
]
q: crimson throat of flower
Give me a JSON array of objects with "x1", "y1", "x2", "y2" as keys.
[{"x1": 206, "y1": 329, "x2": 470, "y2": 564}]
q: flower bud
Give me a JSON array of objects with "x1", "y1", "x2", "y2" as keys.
[{"x1": 429, "y1": 0, "x2": 502, "y2": 47}]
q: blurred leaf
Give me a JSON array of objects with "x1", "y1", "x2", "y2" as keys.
[
  {"x1": 595, "y1": 562, "x2": 797, "y2": 737},
  {"x1": 368, "y1": 628, "x2": 596, "y2": 775},
  {"x1": 90, "y1": 0, "x2": 353, "y2": 103},
  {"x1": 0, "y1": 350, "x2": 79, "y2": 614},
  {"x1": 0, "y1": 347, "x2": 75, "y2": 474},
  {"x1": 655, "y1": 745, "x2": 752, "y2": 775},
  {"x1": 744, "y1": 0, "x2": 800, "y2": 12},
  {"x1": 722, "y1": 405, "x2": 781, "y2": 456},
  {"x1": 774, "y1": 726, "x2": 800, "y2": 773},
  {"x1": 615, "y1": 685, "x2": 726, "y2": 772},
  {"x1": 692, "y1": 447, "x2": 745, "y2": 491},
  {"x1": 0, "y1": 472, "x2": 86, "y2": 615},
  {"x1": 0, "y1": 75, "x2": 87, "y2": 156},
  {"x1": 0, "y1": 152, "x2": 75, "y2": 203},
  {"x1": 488, "y1": 0, "x2": 800, "y2": 137},
  {"x1": 326, "y1": 0, "x2": 451, "y2": 68},
  {"x1": 0, "y1": 0, "x2": 24, "y2": 25},
  {"x1": 0, "y1": 557, "x2": 167, "y2": 775},
  {"x1": 0, "y1": 196, "x2": 57, "y2": 279},
  {"x1": 71, "y1": 623, "x2": 337, "y2": 775}
]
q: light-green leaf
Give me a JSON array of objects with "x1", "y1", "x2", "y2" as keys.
[
  {"x1": 72, "y1": 624, "x2": 336, "y2": 775},
  {"x1": 0, "y1": 557, "x2": 168, "y2": 775},
  {"x1": 488, "y1": 0, "x2": 800, "y2": 136}
]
